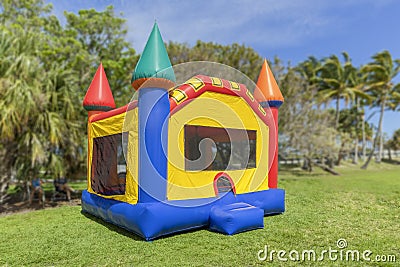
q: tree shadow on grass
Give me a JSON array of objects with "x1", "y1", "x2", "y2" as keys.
[
  {"x1": 280, "y1": 169, "x2": 324, "y2": 180},
  {"x1": 150, "y1": 225, "x2": 209, "y2": 242},
  {"x1": 81, "y1": 210, "x2": 213, "y2": 242},
  {"x1": 80, "y1": 211, "x2": 143, "y2": 241},
  {"x1": 382, "y1": 158, "x2": 400, "y2": 165}
]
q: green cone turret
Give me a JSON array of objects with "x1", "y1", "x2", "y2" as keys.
[{"x1": 131, "y1": 22, "x2": 176, "y2": 90}]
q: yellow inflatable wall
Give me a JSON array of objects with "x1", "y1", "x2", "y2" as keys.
[
  {"x1": 167, "y1": 91, "x2": 269, "y2": 200},
  {"x1": 87, "y1": 108, "x2": 139, "y2": 204}
]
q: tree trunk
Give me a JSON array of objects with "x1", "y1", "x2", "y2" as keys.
[
  {"x1": 335, "y1": 95, "x2": 341, "y2": 165},
  {"x1": 305, "y1": 156, "x2": 340, "y2": 175},
  {"x1": 337, "y1": 151, "x2": 342, "y2": 165},
  {"x1": 362, "y1": 133, "x2": 377, "y2": 170},
  {"x1": 353, "y1": 136, "x2": 359, "y2": 164},
  {"x1": 335, "y1": 95, "x2": 340, "y2": 129},
  {"x1": 0, "y1": 146, "x2": 16, "y2": 205},
  {"x1": 388, "y1": 148, "x2": 392, "y2": 161},
  {"x1": 0, "y1": 175, "x2": 10, "y2": 205},
  {"x1": 362, "y1": 96, "x2": 386, "y2": 169},
  {"x1": 378, "y1": 129, "x2": 384, "y2": 162},
  {"x1": 336, "y1": 141, "x2": 345, "y2": 166},
  {"x1": 353, "y1": 98, "x2": 359, "y2": 164},
  {"x1": 302, "y1": 156, "x2": 312, "y2": 172},
  {"x1": 362, "y1": 113, "x2": 366, "y2": 160},
  {"x1": 326, "y1": 156, "x2": 334, "y2": 168}
]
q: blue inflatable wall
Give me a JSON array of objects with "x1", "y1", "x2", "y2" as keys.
[
  {"x1": 82, "y1": 189, "x2": 285, "y2": 240},
  {"x1": 138, "y1": 87, "x2": 170, "y2": 202}
]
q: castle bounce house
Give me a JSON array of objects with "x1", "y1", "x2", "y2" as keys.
[{"x1": 81, "y1": 23, "x2": 285, "y2": 240}]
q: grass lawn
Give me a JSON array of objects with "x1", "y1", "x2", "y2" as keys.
[
  {"x1": 0, "y1": 162, "x2": 399, "y2": 266},
  {"x1": 6, "y1": 181, "x2": 88, "y2": 195}
]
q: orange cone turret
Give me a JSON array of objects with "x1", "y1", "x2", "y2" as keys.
[{"x1": 254, "y1": 59, "x2": 284, "y2": 106}]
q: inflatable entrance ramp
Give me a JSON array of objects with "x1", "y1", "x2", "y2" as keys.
[{"x1": 209, "y1": 202, "x2": 264, "y2": 235}]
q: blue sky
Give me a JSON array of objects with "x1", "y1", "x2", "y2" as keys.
[{"x1": 47, "y1": 0, "x2": 399, "y2": 137}]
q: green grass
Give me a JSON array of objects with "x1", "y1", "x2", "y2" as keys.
[
  {"x1": 1, "y1": 163, "x2": 399, "y2": 266},
  {"x1": 7, "y1": 181, "x2": 88, "y2": 195}
]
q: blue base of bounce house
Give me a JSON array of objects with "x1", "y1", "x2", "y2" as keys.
[{"x1": 81, "y1": 189, "x2": 285, "y2": 240}]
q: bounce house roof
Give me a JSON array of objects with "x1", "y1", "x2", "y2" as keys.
[
  {"x1": 90, "y1": 74, "x2": 272, "y2": 127},
  {"x1": 131, "y1": 22, "x2": 176, "y2": 90},
  {"x1": 169, "y1": 75, "x2": 272, "y2": 125}
]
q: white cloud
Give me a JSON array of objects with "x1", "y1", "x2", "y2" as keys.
[
  {"x1": 47, "y1": 0, "x2": 397, "y2": 53},
  {"x1": 119, "y1": 0, "x2": 355, "y2": 51}
]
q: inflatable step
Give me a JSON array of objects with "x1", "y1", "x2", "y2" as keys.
[{"x1": 209, "y1": 202, "x2": 264, "y2": 235}]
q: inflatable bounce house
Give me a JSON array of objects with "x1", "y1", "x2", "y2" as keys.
[{"x1": 81, "y1": 23, "x2": 285, "y2": 240}]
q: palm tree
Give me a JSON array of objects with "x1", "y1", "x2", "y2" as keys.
[
  {"x1": 316, "y1": 53, "x2": 370, "y2": 165},
  {"x1": 296, "y1": 57, "x2": 324, "y2": 106},
  {"x1": 0, "y1": 28, "x2": 83, "y2": 186},
  {"x1": 361, "y1": 50, "x2": 400, "y2": 169},
  {"x1": 297, "y1": 56, "x2": 321, "y2": 86},
  {"x1": 317, "y1": 52, "x2": 367, "y2": 129},
  {"x1": 359, "y1": 97, "x2": 370, "y2": 160},
  {"x1": 349, "y1": 69, "x2": 371, "y2": 164}
]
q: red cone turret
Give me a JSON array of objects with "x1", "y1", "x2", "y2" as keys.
[{"x1": 83, "y1": 63, "x2": 116, "y2": 117}]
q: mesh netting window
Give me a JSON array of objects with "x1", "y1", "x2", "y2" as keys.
[
  {"x1": 184, "y1": 125, "x2": 256, "y2": 171},
  {"x1": 216, "y1": 176, "x2": 234, "y2": 193},
  {"x1": 91, "y1": 132, "x2": 128, "y2": 196}
]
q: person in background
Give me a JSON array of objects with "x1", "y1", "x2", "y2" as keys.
[
  {"x1": 54, "y1": 176, "x2": 76, "y2": 201},
  {"x1": 29, "y1": 177, "x2": 44, "y2": 205}
]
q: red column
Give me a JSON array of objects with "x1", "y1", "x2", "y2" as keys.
[{"x1": 268, "y1": 107, "x2": 279, "y2": 189}]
